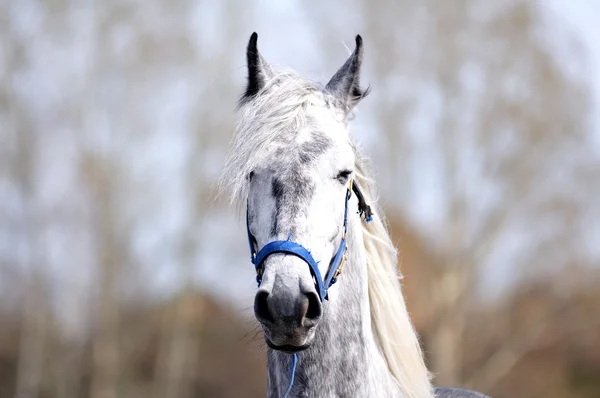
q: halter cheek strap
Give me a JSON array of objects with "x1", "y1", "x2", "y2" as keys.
[{"x1": 246, "y1": 182, "x2": 354, "y2": 302}]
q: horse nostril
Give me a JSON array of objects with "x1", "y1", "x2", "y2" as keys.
[
  {"x1": 303, "y1": 291, "x2": 322, "y2": 324},
  {"x1": 254, "y1": 291, "x2": 274, "y2": 325}
]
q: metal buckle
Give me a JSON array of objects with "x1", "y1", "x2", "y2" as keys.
[
  {"x1": 333, "y1": 248, "x2": 348, "y2": 280},
  {"x1": 255, "y1": 265, "x2": 263, "y2": 285}
]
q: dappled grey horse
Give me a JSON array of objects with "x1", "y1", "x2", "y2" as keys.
[{"x1": 221, "y1": 33, "x2": 489, "y2": 398}]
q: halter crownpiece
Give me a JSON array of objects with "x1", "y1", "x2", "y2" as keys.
[{"x1": 246, "y1": 179, "x2": 372, "y2": 302}]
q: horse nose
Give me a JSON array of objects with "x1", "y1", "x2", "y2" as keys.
[
  {"x1": 254, "y1": 288, "x2": 322, "y2": 327},
  {"x1": 254, "y1": 290, "x2": 274, "y2": 325},
  {"x1": 302, "y1": 291, "x2": 322, "y2": 325}
]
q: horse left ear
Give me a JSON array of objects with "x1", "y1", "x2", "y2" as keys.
[
  {"x1": 325, "y1": 35, "x2": 370, "y2": 112},
  {"x1": 242, "y1": 32, "x2": 274, "y2": 103}
]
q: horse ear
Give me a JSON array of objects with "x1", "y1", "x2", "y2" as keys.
[
  {"x1": 242, "y1": 32, "x2": 274, "y2": 102},
  {"x1": 325, "y1": 35, "x2": 370, "y2": 112}
]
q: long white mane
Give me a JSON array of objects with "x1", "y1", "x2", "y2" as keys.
[
  {"x1": 220, "y1": 71, "x2": 433, "y2": 398},
  {"x1": 353, "y1": 152, "x2": 434, "y2": 397}
]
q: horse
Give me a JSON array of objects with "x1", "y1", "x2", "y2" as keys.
[{"x1": 220, "y1": 32, "x2": 489, "y2": 398}]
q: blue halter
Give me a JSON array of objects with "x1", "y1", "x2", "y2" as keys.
[
  {"x1": 246, "y1": 179, "x2": 373, "y2": 397},
  {"x1": 246, "y1": 181, "x2": 353, "y2": 302}
]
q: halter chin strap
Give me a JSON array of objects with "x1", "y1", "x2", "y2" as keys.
[{"x1": 246, "y1": 180, "x2": 366, "y2": 302}]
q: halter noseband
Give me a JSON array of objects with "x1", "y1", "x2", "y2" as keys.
[{"x1": 246, "y1": 179, "x2": 372, "y2": 302}]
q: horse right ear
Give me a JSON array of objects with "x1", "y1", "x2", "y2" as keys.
[
  {"x1": 325, "y1": 35, "x2": 370, "y2": 113},
  {"x1": 242, "y1": 32, "x2": 274, "y2": 103}
]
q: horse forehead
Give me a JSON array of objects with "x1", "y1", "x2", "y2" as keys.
[
  {"x1": 269, "y1": 129, "x2": 334, "y2": 168},
  {"x1": 266, "y1": 158, "x2": 315, "y2": 200},
  {"x1": 257, "y1": 133, "x2": 329, "y2": 203}
]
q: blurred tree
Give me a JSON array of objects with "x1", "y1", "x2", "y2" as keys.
[
  {"x1": 83, "y1": 153, "x2": 128, "y2": 398},
  {"x1": 1, "y1": 10, "x2": 50, "y2": 398}
]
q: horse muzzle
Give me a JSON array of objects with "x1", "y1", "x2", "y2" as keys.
[{"x1": 254, "y1": 269, "x2": 322, "y2": 350}]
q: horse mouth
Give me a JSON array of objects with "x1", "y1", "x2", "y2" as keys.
[{"x1": 266, "y1": 339, "x2": 311, "y2": 353}]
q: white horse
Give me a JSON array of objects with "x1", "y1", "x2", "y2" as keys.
[{"x1": 221, "y1": 33, "x2": 489, "y2": 398}]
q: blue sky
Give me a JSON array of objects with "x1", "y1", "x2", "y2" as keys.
[{"x1": 546, "y1": 1, "x2": 600, "y2": 146}]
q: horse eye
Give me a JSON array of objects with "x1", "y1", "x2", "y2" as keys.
[
  {"x1": 336, "y1": 170, "x2": 352, "y2": 183},
  {"x1": 247, "y1": 171, "x2": 255, "y2": 181}
]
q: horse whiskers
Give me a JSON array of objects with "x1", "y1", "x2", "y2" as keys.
[{"x1": 237, "y1": 323, "x2": 263, "y2": 345}]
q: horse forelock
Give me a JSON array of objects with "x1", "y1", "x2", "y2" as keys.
[{"x1": 220, "y1": 70, "x2": 342, "y2": 213}]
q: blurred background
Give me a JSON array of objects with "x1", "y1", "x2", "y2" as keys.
[{"x1": 1, "y1": 1, "x2": 599, "y2": 397}]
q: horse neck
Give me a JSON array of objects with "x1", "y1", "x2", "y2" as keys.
[{"x1": 266, "y1": 211, "x2": 401, "y2": 397}]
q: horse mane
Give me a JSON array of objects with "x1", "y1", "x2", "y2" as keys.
[
  {"x1": 219, "y1": 70, "x2": 434, "y2": 398},
  {"x1": 352, "y1": 148, "x2": 434, "y2": 398}
]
